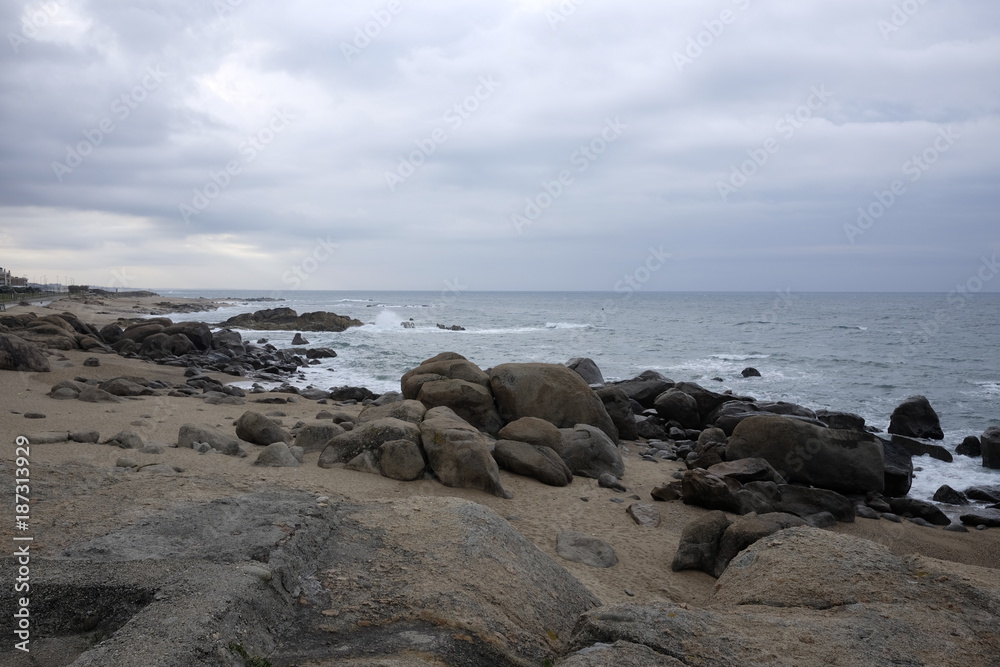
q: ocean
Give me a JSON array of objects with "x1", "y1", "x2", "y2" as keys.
[{"x1": 156, "y1": 289, "x2": 1000, "y2": 504}]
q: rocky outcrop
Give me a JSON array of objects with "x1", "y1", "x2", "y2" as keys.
[
  {"x1": 556, "y1": 424, "x2": 625, "y2": 479},
  {"x1": 595, "y1": 386, "x2": 638, "y2": 441},
  {"x1": 489, "y1": 362, "x2": 618, "y2": 442},
  {"x1": 319, "y1": 417, "x2": 421, "y2": 467},
  {"x1": 888, "y1": 395, "x2": 944, "y2": 440},
  {"x1": 653, "y1": 388, "x2": 701, "y2": 429},
  {"x1": 610, "y1": 370, "x2": 674, "y2": 408},
  {"x1": 727, "y1": 415, "x2": 885, "y2": 495},
  {"x1": 220, "y1": 307, "x2": 363, "y2": 332},
  {"x1": 419, "y1": 407, "x2": 510, "y2": 498},
  {"x1": 0, "y1": 332, "x2": 50, "y2": 372},
  {"x1": 565, "y1": 357, "x2": 605, "y2": 385},
  {"x1": 417, "y1": 378, "x2": 502, "y2": 435}
]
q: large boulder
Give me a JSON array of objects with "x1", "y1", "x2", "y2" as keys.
[
  {"x1": 163, "y1": 321, "x2": 213, "y2": 350},
  {"x1": 595, "y1": 386, "x2": 638, "y2": 441},
  {"x1": 235, "y1": 411, "x2": 291, "y2": 446},
  {"x1": 493, "y1": 439, "x2": 573, "y2": 486},
  {"x1": 611, "y1": 370, "x2": 674, "y2": 408},
  {"x1": 177, "y1": 423, "x2": 242, "y2": 456},
  {"x1": 377, "y1": 439, "x2": 426, "y2": 481},
  {"x1": 881, "y1": 436, "x2": 914, "y2": 497},
  {"x1": 727, "y1": 415, "x2": 885, "y2": 495},
  {"x1": 400, "y1": 352, "x2": 490, "y2": 399},
  {"x1": 889, "y1": 434, "x2": 953, "y2": 462},
  {"x1": 220, "y1": 308, "x2": 363, "y2": 332},
  {"x1": 489, "y1": 363, "x2": 618, "y2": 442},
  {"x1": 653, "y1": 389, "x2": 701, "y2": 429},
  {"x1": 0, "y1": 333, "x2": 50, "y2": 372},
  {"x1": 982, "y1": 426, "x2": 1000, "y2": 470},
  {"x1": 121, "y1": 322, "x2": 167, "y2": 343},
  {"x1": 417, "y1": 378, "x2": 503, "y2": 435},
  {"x1": 419, "y1": 407, "x2": 510, "y2": 498},
  {"x1": 565, "y1": 357, "x2": 605, "y2": 385},
  {"x1": 498, "y1": 416, "x2": 563, "y2": 451},
  {"x1": 888, "y1": 395, "x2": 944, "y2": 440},
  {"x1": 356, "y1": 399, "x2": 426, "y2": 425},
  {"x1": 319, "y1": 417, "x2": 421, "y2": 467},
  {"x1": 293, "y1": 422, "x2": 347, "y2": 454},
  {"x1": 672, "y1": 382, "x2": 735, "y2": 419},
  {"x1": 556, "y1": 424, "x2": 625, "y2": 479},
  {"x1": 711, "y1": 512, "x2": 809, "y2": 577},
  {"x1": 670, "y1": 510, "x2": 731, "y2": 574},
  {"x1": 139, "y1": 333, "x2": 195, "y2": 359}
]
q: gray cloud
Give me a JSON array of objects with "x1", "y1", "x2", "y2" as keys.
[{"x1": 0, "y1": 0, "x2": 997, "y2": 291}]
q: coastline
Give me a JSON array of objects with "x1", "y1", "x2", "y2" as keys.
[{"x1": 3, "y1": 293, "x2": 999, "y2": 665}]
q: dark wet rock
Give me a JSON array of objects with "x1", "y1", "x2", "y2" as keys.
[
  {"x1": 610, "y1": 371, "x2": 675, "y2": 409},
  {"x1": 888, "y1": 497, "x2": 951, "y2": 526},
  {"x1": 856, "y1": 505, "x2": 881, "y2": 520},
  {"x1": 493, "y1": 439, "x2": 573, "y2": 487},
  {"x1": 741, "y1": 367, "x2": 761, "y2": 378},
  {"x1": 705, "y1": 400, "x2": 762, "y2": 435},
  {"x1": 706, "y1": 458, "x2": 786, "y2": 485},
  {"x1": 556, "y1": 530, "x2": 618, "y2": 568},
  {"x1": 650, "y1": 483, "x2": 682, "y2": 501},
  {"x1": 932, "y1": 484, "x2": 969, "y2": 505},
  {"x1": 220, "y1": 308, "x2": 363, "y2": 332},
  {"x1": 78, "y1": 386, "x2": 123, "y2": 403},
  {"x1": 712, "y1": 512, "x2": 808, "y2": 577},
  {"x1": 291, "y1": 332, "x2": 309, "y2": 345},
  {"x1": 889, "y1": 434, "x2": 953, "y2": 462},
  {"x1": 595, "y1": 386, "x2": 638, "y2": 441},
  {"x1": 653, "y1": 388, "x2": 701, "y2": 430},
  {"x1": 982, "y1": 426, "x2": 1000, "y2": 469},
  {"x1": 956, "y1": 435, "x2": 981, "y2": 457},
  {"x1": 566, "y1": 357, "x2": 605, "y2": 385},
  {"x1": 0, "y1": 332, "x2": 50, "y2": 372},
  {"x1": 959, "y1": 508, "x2": 1000, "y2": 528},
  {"x1": 727, "y1": 415, "x2": 885, "y2": 495},
  {"x1": 881, "y1": 437, "x2": 914, "y2": 497},
  {"x1": 964, "y1": 485, "x2": 1000, "y2": 503},
  {"x1": 670, "y1": 510, "x2": 731, "y2": 574},
  {"x1": 83, "y1": 356, "x2": 101, "y2": 367},
  {"x1": 888, "y1": 395, "x2": 944, "y2": 440}
]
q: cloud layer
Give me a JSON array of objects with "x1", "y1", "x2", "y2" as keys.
[{"x1": 1, "y1": 0, "x2": 998, "y2": 292}]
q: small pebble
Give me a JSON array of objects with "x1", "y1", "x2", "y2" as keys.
[
  {"x1": 580, "y1": 497, "x2": 589, "y2": 502},
  {"x1": 24, "y1": 413, "x2": 46, "y2": 419},
  {"x1": 976, "y1": 524, "x2": 987, "y2": 531},
  {"x1": 609, "y1": 498, "x2": 624, "y2": 504},
  {"x1": 624, "y1": 589, "x2": 635, "y2": 597}
]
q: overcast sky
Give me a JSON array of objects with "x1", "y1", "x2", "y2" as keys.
[{"x1": 1, "y1": 0, "x2": 998, "y2": 292}]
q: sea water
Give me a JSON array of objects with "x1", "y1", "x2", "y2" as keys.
[{"x1": 155, "y1": 289, "x2": 1000, "y2": 503}]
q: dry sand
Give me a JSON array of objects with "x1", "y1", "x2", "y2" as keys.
[{"x1": 2, "y1": 294, "x2": 998, "y2": 612}]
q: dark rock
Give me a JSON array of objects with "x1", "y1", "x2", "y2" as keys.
[
  {"x1": 626, "y1": 503, "x2": 661, "y2": 527},
  {"x1": 24, "y1": 412, "x2": 46, "y2": 419},
  {"x1": 741, "y1": 367, "x2": 761, "y2": 378},
  {"x1": 83, "y1": 357, "x2": 101, "y2": 367},
  {"x1": 70, "y1": 431, "x2": 100, "y2": 443},
  {"x1": 956, "y1": 435, "x2": 981, "y2": 457},
  {"x1": 98, "y1": 323, "x2": 124, "y2": 344},
  {"x1": 305, "y1": 347, "x2": 336, "y2": 359},
  {"x1": 609, "y1": 371, "x2": 674, "y2": 409},
  {"x1": 377, "y1": 439, "x2": 426, "y2": 481},
  {"x1": 635, "y1": 416, "x2": 669, "y2": 440},
  {"x1": 982, "y1": 426, "x2": 1000, "y2": 469},
  {"x1": 565, "y1": 357, "x2": 605, "y2": 385},
  {"x1": 651, "y1": 483, "x2": 682, "y2": 501},
  {"x1": 706, "y1": 458, "x2": 786, "y2": 485},
  {"x1": 78, "y1": 386, "x2": 123, "y2": 403},
  {"x1": 163, "y1": 321, "x2": 213, "y2": 350},
  {"x1": 498, "y1": 416, "x2": 563, "y2": 451},
  {"x1": 139, "y1": 333, "x2": 195, "y2": 359},
  {"x1": 0, "y1": 332, "x2": 50, "y2": 372},
  {"x1": 908, "y1": 517, "x2": 936, "y2": 528},
  {"x1": 293, "y1": 422, "x2": 347, "y2": 454},
  {"x1": 105, "y1": 430, "x2": 146, "y2": 449},
  {"x1": 99, "y1": 377, "x2": 149, "y2": 397},
  {"x1": 888, "y1": 497, "x2": 951, "y2": 526},
  {"x1": 253, "y1": 442, "x2": 301, "y2": 467},
  {"x1": 598, "y1": 473, "x2": 627, "y2": 492},
  {"x1": 964, "y1": 485, "x2": 1000, "y2": 503},
  {"x1": 670, "y1": 510, "x2": 731, "y2": 574},
  {"x1": 706, "y1": 400, "x2": 762, "y2": 435},
  {"x1": 856, "y1": 505, "x2": 881, "y2": 520},
  {"x1": 932, "y1": 484, "x2": 969, "y2": 505},
  {"x1": 888, "y1": 395, "x2": 944, "y2": 440},
  {"x1": 555, "y1": 424, "x2": 625, "y2": 479},
  {"x1": 328, "y1": 386, "x2": 375, "y2": 402},
  {"x1": 556, "y1": 530, "x2": 618, "y2": 568},
  {"x1": 653, "y1": 389, "x2": 701, "y2": 430},
  {"x1": 804, "y1": 511, "x2": 838, "y2": 528},
  {"x1": 489, "y1": 362, "x2": 618, "y2": 442},
  {"x1": 944, "y1": 524, "x2": 970, "y2": 533},
  {"x1": 178, "y1": 424, "x2": 243, "y2": 456},
  {"x1": 419, "y1": 407, "x2": 510, "y2": 498},
  {"x1": 493, "y1": 439, "x2": 573, "y2": 487},
  {"x1": 680, "y1": 469, "x2": 751, "y2": 514},
  {"x1": 959, "y1": 508, "x2": 1000, "y2": 528},
  {"x1": 881, "y1": 437, "x2": 914, "y2": 497},
  {"x1": 221, "y1": 308, "x2": 363, "y2": 332},
  {"x1": 889, "y1": 434, "x2": 953, "y2": 463},
  {"x1": 291, "y1": 333, "x2": 309, "y2": 345},
  {"x1": 595, "y1": 386, "x2": 638, "y2": 441},
  {"x1": 771, "y1": 485, "x2": 855, "y2": 523},
  {"x1": 673, "y1": 382, "x2": 736, "y2": 420},
  {"x1": 235, "y1": 411, "x2": 291, "y2": 446},
  {"x1": 727, "y1": 415, "x2": 885, "y2": 495},
  {"x1": 401, "y1": 352, "x2": 490, "y2": 399},
  {"x1": 344, "y1": 450, "x2": 381, "y2": 475}
]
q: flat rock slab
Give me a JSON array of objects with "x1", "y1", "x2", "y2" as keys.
[
  {"x1": 627, "y1": 503, "x2": 661, "y2": 527},
  {"x1": 556, "y1": 530, "x2": 619, "y2": 568}
]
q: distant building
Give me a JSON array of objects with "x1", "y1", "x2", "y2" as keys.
[
  {"x1": 0, "y1": 267, "x2": 10, "y2": 287},
  {"x1": 11, "y1": 276, "x2": 28, "y2": 287}
]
